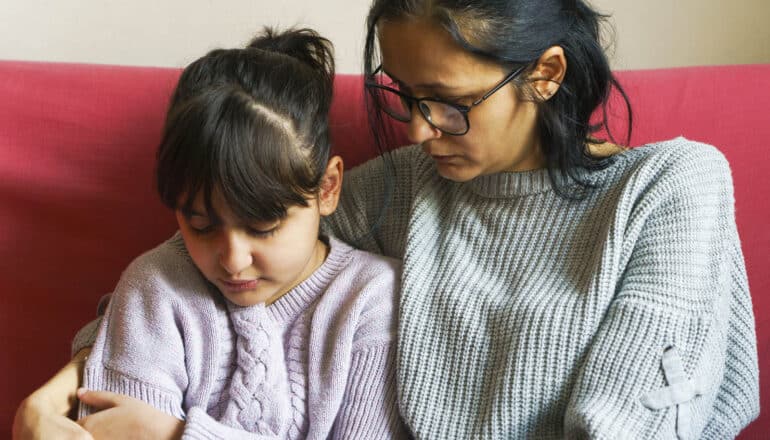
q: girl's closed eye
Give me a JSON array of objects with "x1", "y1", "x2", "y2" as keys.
[
  {"x1": 188, "y1": 215, "x2": 215, "y2": 234},
  {"x1": 247, "y1": 223, "x2": 279, "y2": 237}
]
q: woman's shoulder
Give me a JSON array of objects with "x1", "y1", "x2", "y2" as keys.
[
  {"x1": 346, "y1": 144, "x2": 429, "y2": 177},
  {"x1": 596, "y1": 137, "x2": 733, "y2": 196},
  {"x1": 615, "y1": 137, "x2": 729, "y2": 173}
]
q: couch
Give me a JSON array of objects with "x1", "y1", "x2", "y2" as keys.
[{"x1": 1, "y1": 60, "x2": 768, "y2": 438}]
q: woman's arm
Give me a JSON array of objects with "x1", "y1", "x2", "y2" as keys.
[
  {"x1": 324, "y1": 145, "x2": 419, "y2": 258},
  {"x1": 564, "y1": 144, "x2": 759, "y2": 438},
  {"x1": 76, "y1": 390, "x2": 183, "y2": 440},
  {"x1": 12, "y1": 349, "x2": 92, "y2": 440}
]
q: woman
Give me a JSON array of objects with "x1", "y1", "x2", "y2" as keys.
[{"x1": 15, "y1": 0, "x2": 759, "y2": 438}]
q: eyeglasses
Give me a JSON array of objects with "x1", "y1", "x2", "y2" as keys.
[{"x1": 365, "y1": 64, "x2": 527, "y2": 136}]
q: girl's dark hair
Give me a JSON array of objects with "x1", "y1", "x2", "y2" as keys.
[
  {"x1": 157, "y1": 27, "x2": 335, "y2": 221},
  {"x1": 364, "y1": 0, "x2": 632, "y2": 197}
]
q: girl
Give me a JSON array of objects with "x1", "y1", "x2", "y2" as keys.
[
  {"x1": 16, "y1": 0, "x2": 759, "y2": 439},
  {"x1": 63, "y1": 28, "x2": 405, "y2": 439}
]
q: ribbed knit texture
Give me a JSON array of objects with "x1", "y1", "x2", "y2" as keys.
[
  {"x1": 78, "y1": 234, "x2": 408, "y2": 439},
  {"x1": 323, "y1": 138, "x2": 759, "y2": 439}
]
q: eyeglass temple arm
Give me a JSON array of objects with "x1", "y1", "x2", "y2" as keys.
[{"x1": 473, "y1": 65, "x2": 527, "y2": 106}]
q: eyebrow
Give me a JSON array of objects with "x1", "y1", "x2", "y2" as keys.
[{"x1": 383, "y1": 68, "x2": 464, "y2": 92}]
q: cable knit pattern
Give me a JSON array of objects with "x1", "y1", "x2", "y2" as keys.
[
  {"x1": 323, "y1": 138, "x2": 759, "y2": 439},
  {"x1": 221, "y1": 303, "x2": 290, "y2": 436},
  {"x1": 206, "y1": 305, "x2": 236, "y2": 419},
  {"x1": 79, "y1": 235, "x2": 408, "y2": 439},
  {"x1": 284, "y1": 312, "x2": 311, "y2": 439}
]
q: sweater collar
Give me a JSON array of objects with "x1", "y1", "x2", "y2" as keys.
[
  {"x1": 464, "y1": 155, "x2": 627, "y2": 198},
  {"x1": 466, "y1": 167, "x2": 555, "y2": 198}
]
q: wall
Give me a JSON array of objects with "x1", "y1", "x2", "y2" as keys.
[{"x1": 1, "y1": 0, "x2": 769, "y2": 72}]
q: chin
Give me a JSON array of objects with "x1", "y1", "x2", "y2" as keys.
[{"x1": 435, "y1": 163, "x2": 479, "y2": 182}]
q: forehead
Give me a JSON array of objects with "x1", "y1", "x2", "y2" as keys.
[{"x1": 377, "y1": 17, "x2": 503, "y2": 91}]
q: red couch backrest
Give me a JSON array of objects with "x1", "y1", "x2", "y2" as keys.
[{"x1": 1, "y1": 60, "x2": 768, "y2": 438}]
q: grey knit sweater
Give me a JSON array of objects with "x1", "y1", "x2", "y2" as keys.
[{"x1": 322, "y1": 138, "x2": 759, "y2": 439}]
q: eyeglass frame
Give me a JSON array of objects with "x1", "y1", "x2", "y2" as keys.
[{"x1": 365, "y1": 64, "x2": 528, "y2": 136}]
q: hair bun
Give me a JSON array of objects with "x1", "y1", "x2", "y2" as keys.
[{"x1": 248, "y1": 27, "x2": 335, "y2": 81}]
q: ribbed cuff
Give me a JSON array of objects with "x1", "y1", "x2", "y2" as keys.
[
  {"x1": 78, "y1": 366, "x2": 185, "y2": 420},
  {"x1": 333, "y1": 345, "x2": 406, "y2": 439}
]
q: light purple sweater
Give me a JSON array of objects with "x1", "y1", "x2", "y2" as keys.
[{"x1": 78, "y1": 233, "x2": 407, "y2": 439}]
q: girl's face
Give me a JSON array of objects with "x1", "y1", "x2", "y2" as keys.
[
  {"x1": 175, "y1": 157, "x2": 343, "y2": 307},
  {"x1": 377, "y1": 18, "x2": 545, "y2": 181}
]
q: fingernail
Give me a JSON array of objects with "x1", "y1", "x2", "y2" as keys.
[{"x1": 77, "y1": 387, "x2": 87, "y2": 398}]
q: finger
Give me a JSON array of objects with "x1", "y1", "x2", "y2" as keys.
[{"x1": 77, "y1": 389, "x2": 126, "y2": 410}]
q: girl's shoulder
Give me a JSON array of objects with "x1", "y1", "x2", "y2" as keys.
[
  {"x1": 122, "y1": 232, "x2": 194, "y2": 274},
  {"x1": 329, "y1": 236, "x2": 401, "y2": 288},
  {"x1": 118, "y1": 232, "x2": 210, "y2": 299},
  {"x1": 323, "y1": 237, "x2": 400, "y2": 340}
]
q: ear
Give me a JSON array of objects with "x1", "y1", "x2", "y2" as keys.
[
  {"x1": 530, "y1": 45, "x2": 567, "y2": 101},
  {"x1": 318, "y1": 155, "x2": 343, "y2": 216}
]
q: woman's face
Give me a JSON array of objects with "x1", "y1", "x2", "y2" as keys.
[{"x1": 378, "y1": 18, "x2": 545, "y2": 181}]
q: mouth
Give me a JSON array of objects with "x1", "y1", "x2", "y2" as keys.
[
  {"x1": 220, "y1": 278, "x2": 260, "y2": 293},
  {"x1": 430, "y1": 154, "x2": 458, "y2": 163}
]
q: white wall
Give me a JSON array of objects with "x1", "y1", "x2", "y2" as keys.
[
  {"x1": 595, "y1": 0, "x2": 770, "y2": 69},
  {"x1": 1, "y1": 0, "x2": 370, "y2": 72},
  {"x1": 1, "y1": 0, "x2": 769, "y2": 72}
]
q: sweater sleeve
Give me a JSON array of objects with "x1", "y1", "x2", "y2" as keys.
[
  {"x1": 331, "y1": 345, "x2": 409, "y2": 439},
  {"x1": 78, "y1": 256, "x2": 190, "y2": 420},
  {"x1": 323, "y1": 145, "x2": 418, "y2": 259},
  {"x1": 563, "y1": 144, "x2": 759, "y2": 439}
]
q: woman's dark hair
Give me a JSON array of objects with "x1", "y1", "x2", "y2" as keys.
[
  {"x1": 156, "y1": 27, "x2": 335, "y2": 221},
  {"x1": 364, "y1": 0, "x2": 632, "y2": 198}
]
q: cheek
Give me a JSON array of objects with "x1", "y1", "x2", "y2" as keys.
[
  {"x1": 271, "y1": 214, "x2": 321, "y2": 264},
  {"x1": 182, "y1": 236, "x2": 217, "y2": 278},
  {"x1": 467, "y1": 103, "x2": 526, "y2": 159}
]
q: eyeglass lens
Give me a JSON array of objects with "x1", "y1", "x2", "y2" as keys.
[{"x1": 372, "y1": 71, "x2": 468, "y2": 134}]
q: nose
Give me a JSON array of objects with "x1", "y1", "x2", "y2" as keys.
[
  {"x1": 406, "y1": 104, "x2": 442, "y2": 145},
  {"x1": 218, "y1": 231, "x2": 253, "y2": 275}
]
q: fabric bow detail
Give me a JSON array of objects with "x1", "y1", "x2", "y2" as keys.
[{"x1": 641, "y1": 346, "x2": 703, "y2": 440}]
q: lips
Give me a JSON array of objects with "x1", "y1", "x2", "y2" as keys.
[
  {"x1": 431, "y1": 154, "x2": 457, "y2": 163},
  {"x1": 220, "y1": 278, "x2": 260, "y2": 292}
]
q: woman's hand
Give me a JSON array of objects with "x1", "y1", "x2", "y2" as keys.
[
  {"x1": 12, "y1": 348, "x2": 93, "y2": 440},
  {"x1": 13, "y1": 393, "x2": 93, "y2": 440},
  {"x1": 76, "y1": 389, "x2": 184, "y2": 440}
]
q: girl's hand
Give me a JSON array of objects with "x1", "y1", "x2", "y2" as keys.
[
  {"x1": 12, "y1": 394, "x2": 93, "y2": 440},
  {"x1": 76, "y1": 389, "x2": 184, "y2": 440}
]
